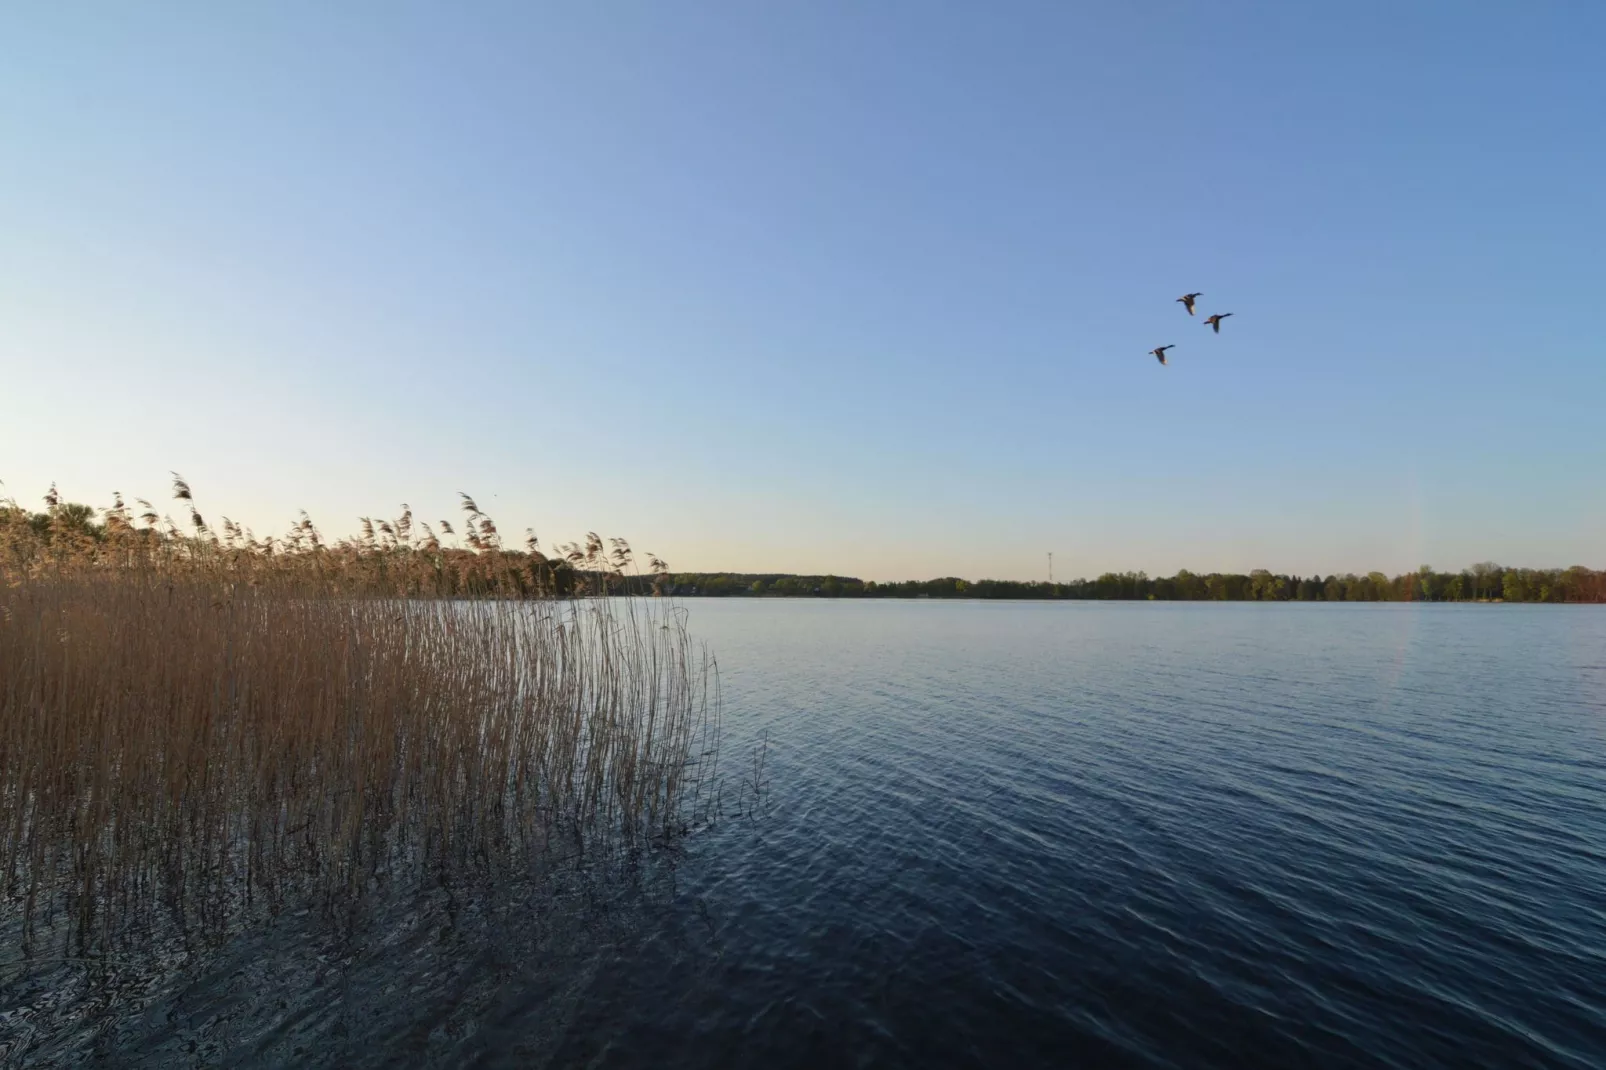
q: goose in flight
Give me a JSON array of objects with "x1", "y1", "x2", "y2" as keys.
[
  {"x1": 1177, "y1": 293, "x2": 1202, "y2": 316},
  {"x1": 1203, "y1": 313, "x2": 1234, "y2": 334},
  {"x1": 1150, "y1": 345, "x2": 1174, "y2": 365}
]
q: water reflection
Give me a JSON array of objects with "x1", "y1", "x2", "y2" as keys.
[{"x1": 5, "y1": 603, "x2": 1605, "y2": 1068}]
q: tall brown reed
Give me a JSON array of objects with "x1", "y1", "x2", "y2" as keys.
[{"x1": 0, "y1": 480, "x2": 719, "y2": 957}]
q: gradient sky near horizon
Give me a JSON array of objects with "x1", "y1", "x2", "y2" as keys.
[{"x1": 3, "y1": 2, "x2": 1603, "y2": 582}]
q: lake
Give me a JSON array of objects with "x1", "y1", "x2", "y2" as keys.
[{"x1": 6, "y1": 601, "x2": 1605, "y2": 1067}]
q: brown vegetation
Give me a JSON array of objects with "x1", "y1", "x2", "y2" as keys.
[{"x1": 0, "y1": 477, "x2": 719, "y2": 958}]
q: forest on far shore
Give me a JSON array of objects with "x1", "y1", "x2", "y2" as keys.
[
  {"x1": 646, "y1": 565, "x2": 1606, "y2": 603},
  {"x1": 6, "y1": 493, "x2": 1601, "y2": 604}
]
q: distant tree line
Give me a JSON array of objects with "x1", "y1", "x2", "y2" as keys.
[
  {"x1": 634, "y1": 565, "x2": 1606, "y2": 604},
  {"x1": 9, "y1": 491, "x2": 1600, "y2": 605}
]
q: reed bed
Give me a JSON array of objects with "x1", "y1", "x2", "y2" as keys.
[{"x1": 0, "y1": 480, "x2": 720, "y2": 958}]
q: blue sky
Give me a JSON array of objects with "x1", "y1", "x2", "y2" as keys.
[{"x1": 2, "y1": 2, "x2": 1602, "y2": 581}]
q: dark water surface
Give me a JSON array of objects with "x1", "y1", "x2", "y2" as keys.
[{"x1": 6, "y1": 602, "x2": 1606, "y2": 1067}]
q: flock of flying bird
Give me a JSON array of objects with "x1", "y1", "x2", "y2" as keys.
[{"x1": 1149, "y1": 292, "x2": 1233, "y2": 366}]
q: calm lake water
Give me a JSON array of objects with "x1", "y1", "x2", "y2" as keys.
[{"x1": 6, "y1": 601, "x2": 1605, "y2": 1067}]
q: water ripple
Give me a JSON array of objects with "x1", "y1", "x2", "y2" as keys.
[{"x1": 4, "y1": 602, "x2": 1604, "y2": 1067}]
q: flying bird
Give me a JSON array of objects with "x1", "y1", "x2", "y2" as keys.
[
  {"x1": 1177, "y1": 293, "x2": 1202, "y2": 316},
  {"x1": 1150, "y1": 345, "x2": 1174, "y2": 365},
  {"x1": 1203, "y1": 313, "x2": 1234, "y2": 334}
]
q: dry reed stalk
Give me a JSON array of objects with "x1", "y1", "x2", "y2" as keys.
[{"x1": 0, "y1": 481, "x2": 717, "y2": 958}]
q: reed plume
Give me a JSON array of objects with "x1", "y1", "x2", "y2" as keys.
[{"x1": 0, "y1": 478, "x2": 719, "y2": 958}]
